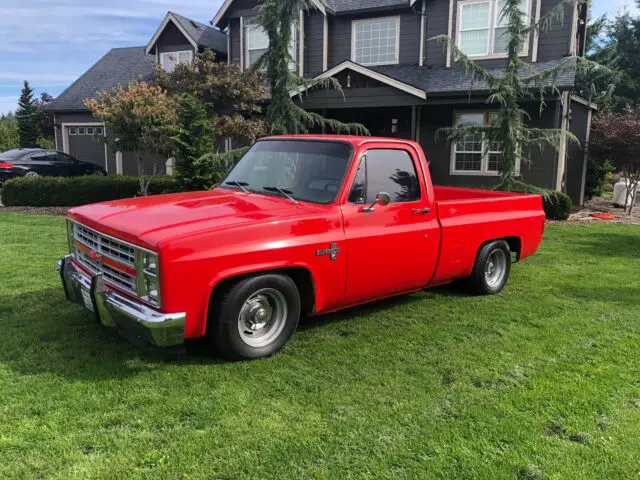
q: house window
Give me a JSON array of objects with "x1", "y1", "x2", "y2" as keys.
[
  {"x1": 69, "y1": 127, "x2": 77, "y2": 136},
  {"x1": 245, "y1": 21, "x2": 298, "y2": 71},
  {"x1": 352, "y1": 16, "x2": 400, "y2": 66},
  {"x1": 160, "y1": 50, "x2": 193, "y2": 73},
  {"x1": 457, "y1": 0, "x2": 530, "y2": 57},
  {"x1": 77, "y1": 127, "x2": 86, "y2": 135},
  {"x1": 86, "y1": 127, "x2": 94, "y2": 135},
  {"x1": 95, "y1": 127, "x2": 104, "y2": 135},
  {"x1": 451, "y1": 112, "x2": 506, "y2": 175}
]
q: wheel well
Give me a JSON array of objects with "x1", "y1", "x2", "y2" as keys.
[
  {"x1": 206, "y1": 267, "x2": 316, "y2": 331},
  {"x1": 502, "y1": 237, "x2": 522, "y2": 261}
]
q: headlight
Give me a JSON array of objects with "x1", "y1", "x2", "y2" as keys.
[
  {"x1": 136, "y1": 251, "x2": 161, "y2": 307},
  {"x1": 66, "y1": 219, "x2": 75, "y2": 253}
]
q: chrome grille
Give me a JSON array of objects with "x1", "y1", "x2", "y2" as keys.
[
  {"x1": 70, "y1": 221, "x2": 139, "y2": 295},
  {"x1": 74, "y1": 223, "x2": 136, "y2": 267},
  {"x1": 75, "y1": 250, "x2": 137, "y2": 295}
]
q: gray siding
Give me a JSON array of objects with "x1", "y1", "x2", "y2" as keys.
[
  {"x1": 418, "y1": 101, "x2": 558, "y2": 189},
  {"x1": 536, "y1": 1, "x2": 573, "y2": 61},
  {"x1": 229, "y1": 18, "x2": 242, "y2": 64},
  {"x1": 424, "y1": 0, "x2": 450, "y2": 67},
  {"x1": 156, "y1": 22, "x2": 193, "y2": 54},
  {"x1": 305, "y1": 12, "x2": 325, "y2": 75},
  {"x1": 328, "y1": 9, "x2": 421, "y2": 69}
]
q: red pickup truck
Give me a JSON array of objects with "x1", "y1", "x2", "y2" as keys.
[{"x1": 57, "y1": 136, "x2": 545, "y2": 359}]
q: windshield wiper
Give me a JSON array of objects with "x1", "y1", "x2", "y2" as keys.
[
  {"x1": 223, "y1": 181, "x2": 250, "y2": 193},
  {"x1": 263, "y1": 186, "x2": 298, "y2": 205}
]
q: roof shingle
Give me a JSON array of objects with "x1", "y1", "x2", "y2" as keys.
[
  {"x1": 48, "y1": 47, "x2": 156, "y2": 112},
  {"x1": 169, "y1": 12, "x2": 227, "y2": 53}
]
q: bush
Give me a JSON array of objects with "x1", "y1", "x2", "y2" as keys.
[
  {"x1": 187, "y1": 147, "x2": 250, "y2": 189},
  {"x1": 507, "y1": 181, "x2": 573, "y2": 220},
  {"x1": 1, "y1": 175, "x2": 183, "y2": 207},
  {"x1": 585, "y1": 156, "x2": 615, "y2": 200}
]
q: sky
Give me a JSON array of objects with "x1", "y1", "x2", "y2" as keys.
[{"x1": 0, "y1": 0, "x2": 637, "y2": 115}]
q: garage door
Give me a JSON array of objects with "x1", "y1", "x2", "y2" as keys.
[{"x1": 66, "y1": 125, "x2": 107, "y2": 169}]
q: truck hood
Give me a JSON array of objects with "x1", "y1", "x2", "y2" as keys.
[{"x1": 68, "y1": 189, "x2": 314, "y2": 249}]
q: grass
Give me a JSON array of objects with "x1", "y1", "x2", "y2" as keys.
[{"x1": 1, "y1": 212, "x2": 640, "y2": 479}]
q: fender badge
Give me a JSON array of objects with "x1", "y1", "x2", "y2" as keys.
[{"x1": 316, "y1": 243, "x2": 340, "y2": 261}]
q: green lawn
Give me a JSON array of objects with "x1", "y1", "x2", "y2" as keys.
[{"x1": 1, "y1": 212, "x2": 640, "y2": 479}]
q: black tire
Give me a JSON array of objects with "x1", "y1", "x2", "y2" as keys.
[
  {"x1": 210, "y1": 274, "x2": 301, "y2": 360},
  {"x1": 90, "y1": 170, "x2": 105, "y2": 176},
  {"x1": 467, "y1": 240, "x2": 511, "y2": 295}
]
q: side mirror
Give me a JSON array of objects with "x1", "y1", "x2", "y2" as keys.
[{"x1": 363, "y1": 192, "x2": 392, "y2": 213}]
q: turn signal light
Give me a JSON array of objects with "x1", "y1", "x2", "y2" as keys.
[{"x1": 0, "y1": 162, "x2": 13, "y2": 168}]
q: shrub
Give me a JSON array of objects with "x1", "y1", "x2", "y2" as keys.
[
  {"x1": 188, "y1": 147, "x2": 250, "y2": 189},
  {"x1": 585, "y1": 156, "x2": 615, "y2": 200},
  {"x1": 507, "y1": 181, "x2": 573, "y2": 220},
  {"x1": 1, "y1": 175, "x2": 183, "y2": 207}
]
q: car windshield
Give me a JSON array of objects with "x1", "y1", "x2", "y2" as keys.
[
  {"x1": 221, "y1": 140, "x2": 353, "y2": 204},
  {"x1": 0, "y1": 150, "x2": 29, "y2": 161}
]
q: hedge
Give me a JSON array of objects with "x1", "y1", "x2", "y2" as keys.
[
  {"x1": 1, "y1": 176, "x2": 184, "y2": 207},
  {"x1": 508, "y1": 182, "x2": 573, "y2": 220}
]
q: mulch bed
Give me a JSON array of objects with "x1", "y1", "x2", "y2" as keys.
[{"x1": 551, "y1": 198, "x2": 640, "y2": 225}]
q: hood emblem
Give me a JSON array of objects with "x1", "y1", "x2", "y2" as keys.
[{"x1": 316, "y1": 243, "x2": 340, "y2": 261}]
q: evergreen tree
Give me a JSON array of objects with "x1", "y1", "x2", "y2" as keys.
[
  {"x1": 172, "y1": 92, "x2": 215, "y2": 189},
  {"x1": 16, "y1": 81, "x2": 38, "y2": 147},
  {"x1": 255, "y1": 0, "x2": 368, "y2": 135},
  {"x1": 432, "y1": 0, "x2": 583, "y2": 190}
]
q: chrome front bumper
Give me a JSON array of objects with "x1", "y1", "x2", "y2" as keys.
[{"x1": 57, "y1": 255, "x2": 186, "y2": 348}]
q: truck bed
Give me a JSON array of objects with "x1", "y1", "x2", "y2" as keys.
[{"x1": 429, "y1": 186, "x2": 546, "y2": 286}]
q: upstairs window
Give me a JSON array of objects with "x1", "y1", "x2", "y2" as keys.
[
  {"x1": 457, "y1": 0, "x2": 530, "y2": 58},
  {"x1": 352, "y1": 16, "x2": 400, "y2": 66},
  {"x1": 160, "y1": 50, "x2": 193, "y2": 73},
  {"x1": 244, "y1": 21, "x2": 298, "y2": 71}
]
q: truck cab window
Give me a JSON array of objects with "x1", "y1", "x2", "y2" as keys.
[{"x1": 349, "y1": 149, "x2": 420, "y2": 204}]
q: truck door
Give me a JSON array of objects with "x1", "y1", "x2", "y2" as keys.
[{"x1": 341, "y1": 145, "x2": 440, "y2": 303}]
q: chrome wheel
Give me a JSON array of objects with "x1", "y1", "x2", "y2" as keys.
[
  {"x1": 24, "y1": 171, "x2": 39, "y2": 177},
  {"x1": 484, "y1": 249, "x2": 507, "y2": 288},
  {"x1": 238, "y1": 288, "x2": 288, "y2": 348}
]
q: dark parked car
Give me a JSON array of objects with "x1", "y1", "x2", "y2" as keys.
[{"x1": 0, "y1": 149, "x2": 106, "y2": 183}]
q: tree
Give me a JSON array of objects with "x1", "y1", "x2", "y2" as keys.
[
  {"x1": 16, "y1": 81, "x2": 38, "y2": 148},
  {"x1": 0, "y1": 113, "x2": 19, "y2": 152},
  {"x1": 430, "y1": 0, "x2": 584, "y2": 191},
  {"x1": 590, "y1": 107, "x2": 640, "y2": 214},
  {"x1": 155, "y1": 50, "x2": 266, "y2": 145},
  {"x1": 85, "y1": 82, "x2": 177, "y2": 195},
  {"x1": 171, "y1": 92, "x2": 215, "y2": 189},
  {"x1": 35, "y1": 92, "x2": 55, "y2": 145},
  {"x1": 255, "y1": 0, "x2": 368, "y2": 135}
]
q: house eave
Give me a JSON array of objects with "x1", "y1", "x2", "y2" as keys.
[{"x1": 146, "y1": 12, "x2": 199, "y2": 55}]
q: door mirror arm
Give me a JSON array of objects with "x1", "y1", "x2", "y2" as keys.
[{"x1": 362, "y1": 192, "x2": 392, "y2": 213}]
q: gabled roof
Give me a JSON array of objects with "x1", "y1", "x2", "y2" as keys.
[
  {"x1": 326, "y1": 0, "x2": 412, "y2": 14},
  {"x1": 212, "y1": 0, "x2": 327, "y2": 27},
  {"x1": 291, "y1": 60, "x2": 427, "y2": 99},
  {"x1": 147, "y1": 12, "x2": 227, "y2": 55},
  {"x1": 48, "y1": 47, "x2": 156, "y2": 112},
  {"x1": 293, "y1": 58, "x2": 577, "y2": 101}
]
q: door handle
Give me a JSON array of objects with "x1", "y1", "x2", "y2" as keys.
[{"x1": 412, "y1": 208, "x2": 431, "y2": 215}]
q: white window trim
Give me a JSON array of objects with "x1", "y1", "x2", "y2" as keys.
[
  {"x1": 159, "y1": 50, "x2": 194, "y2": 72},
  {"x1": 243, "y1": 18, "x2": 299, "y2": 72},
  {"x1": 456, "y1": 0, "x2": 532, "y2": 60},
  {"x1": 450, "y1": 111, "x2": 521, "y2": 176},
  {"x1": 351, "y1": 16, "x2": 401, "y2": 67}
]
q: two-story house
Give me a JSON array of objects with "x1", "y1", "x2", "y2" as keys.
[
  {"x1": 48, "y1": 12, "x2": 228, "y2": 176},
  {"x1": 213, "y1": 0, "x2": 593, "y2": 204}
]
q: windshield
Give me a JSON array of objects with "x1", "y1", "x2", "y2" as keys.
[{"x1": 221, "y1": 140, "x2": 353, "y2": 204}]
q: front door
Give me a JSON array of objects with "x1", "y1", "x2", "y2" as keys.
[{"x1": 341, "y1": 145, "x2": 440, "y2": 304}]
